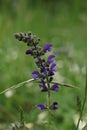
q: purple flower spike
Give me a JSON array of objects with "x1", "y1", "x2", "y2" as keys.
[
  {"x1": 43, "y1": 43, "x2": 52, "y2": 52},
  {"x1": 47, "y1": 54, "x2": 55, "y2": 64},
  {"x1": 32, "y1": 71, "x2": 40, "y2": 80},
  {"x1": 37, "y1": 104, "x2": 46, "y2": 110},
  {"x1": 26, "y1": 49, "x2": 32, "y2": 55},
  {"x1": 51, "y1": 84, "x2": 59, "y2": 91},
  {"x1": 50, "y1": 102, "x2": 58, "y2": 110}
]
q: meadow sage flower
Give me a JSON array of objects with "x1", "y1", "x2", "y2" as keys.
[{"x1": 14, "y1": 32, "x2": 59, "y2": 111}]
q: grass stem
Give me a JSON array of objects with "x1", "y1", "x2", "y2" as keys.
[{"x1": 76, "y1": 66, "x2": 87, "y2": 130}]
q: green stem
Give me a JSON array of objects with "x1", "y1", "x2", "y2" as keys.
[
  {"x1": 76, "y1": 96, "x2": 86, "y2": 130},
  {"x1": 46, "y1": 76, "x2": 51, "y2": 130},
  {"x1": 76, "y1": 66, "x2": 87, "y2": 130}
]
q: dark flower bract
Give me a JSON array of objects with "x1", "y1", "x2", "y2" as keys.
[{"x1": 50, "y1": 102, "x2": 58, "y2": 110}]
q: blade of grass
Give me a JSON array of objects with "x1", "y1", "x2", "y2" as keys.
[
  {"x1": 76, "y1": 65, "x2": 87, "y2": 130},
  {"x1": 52, "y1": 81, "x2": 79, "y2": 89},
  {"x1": 0, "y1": 78, "x2": 34, "y2": 95}
]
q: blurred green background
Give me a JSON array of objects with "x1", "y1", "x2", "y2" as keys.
[{"x1": 0, "y1": 0, "x2": 87, "y2": 129}]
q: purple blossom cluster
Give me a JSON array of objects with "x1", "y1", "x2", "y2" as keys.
[{"x1": 14, "y1": 32, "x2": 59, "y2": 111}]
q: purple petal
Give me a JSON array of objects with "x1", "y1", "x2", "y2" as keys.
[
  {"x1": 39, "y1": 80, "x2": 48, "y2": 92},
  {"x1": 41, "y1": 79, "x2": 46, "y2": 85},
  {"x1": 26, "y1": 50, "x2": 32, "y2": 55},
  {"x1": 51, "y1": 84, "x2": 59, "y2": 91},
  {"x1": 38, "y1": 57, "x2": 42, "y2": 63},
  {"x1": 51, "y1": 60, "x2": 56, "y2": 64},
  {"x1": 50, "y1": 102, "x2": 58, "y2": 110},
  {"x1": 50, "y1": 63, "x2": 58, "y2": 72},
  {"x1": 37, "y1": 104, "x2": 46, "y2": 110},
  {"x1": 47, "y1": 54, "x2": 55, "y2": 64},
  {"x1": 50, "y1": 63, "x2": 56, "y2": 70},
  {"x1": 43, "y1": 69, "x2": 47, "y2": 75},
  {"x1": 32, "y1": 71, "x2": 40, "y2": 80},
  {"x1": 49, "y1": 71, "x2": 54, "y2": 76},
  {"x1": 41, "y1": 87, "x2": 48, "y2": 92},
  {"x1": 43, "y1": 43, "x2": 52, "y2": 52}
]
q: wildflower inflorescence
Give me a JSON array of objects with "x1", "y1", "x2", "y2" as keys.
[{"x1": 14, "y1": 32, "x2": 59, "y2": 111}]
